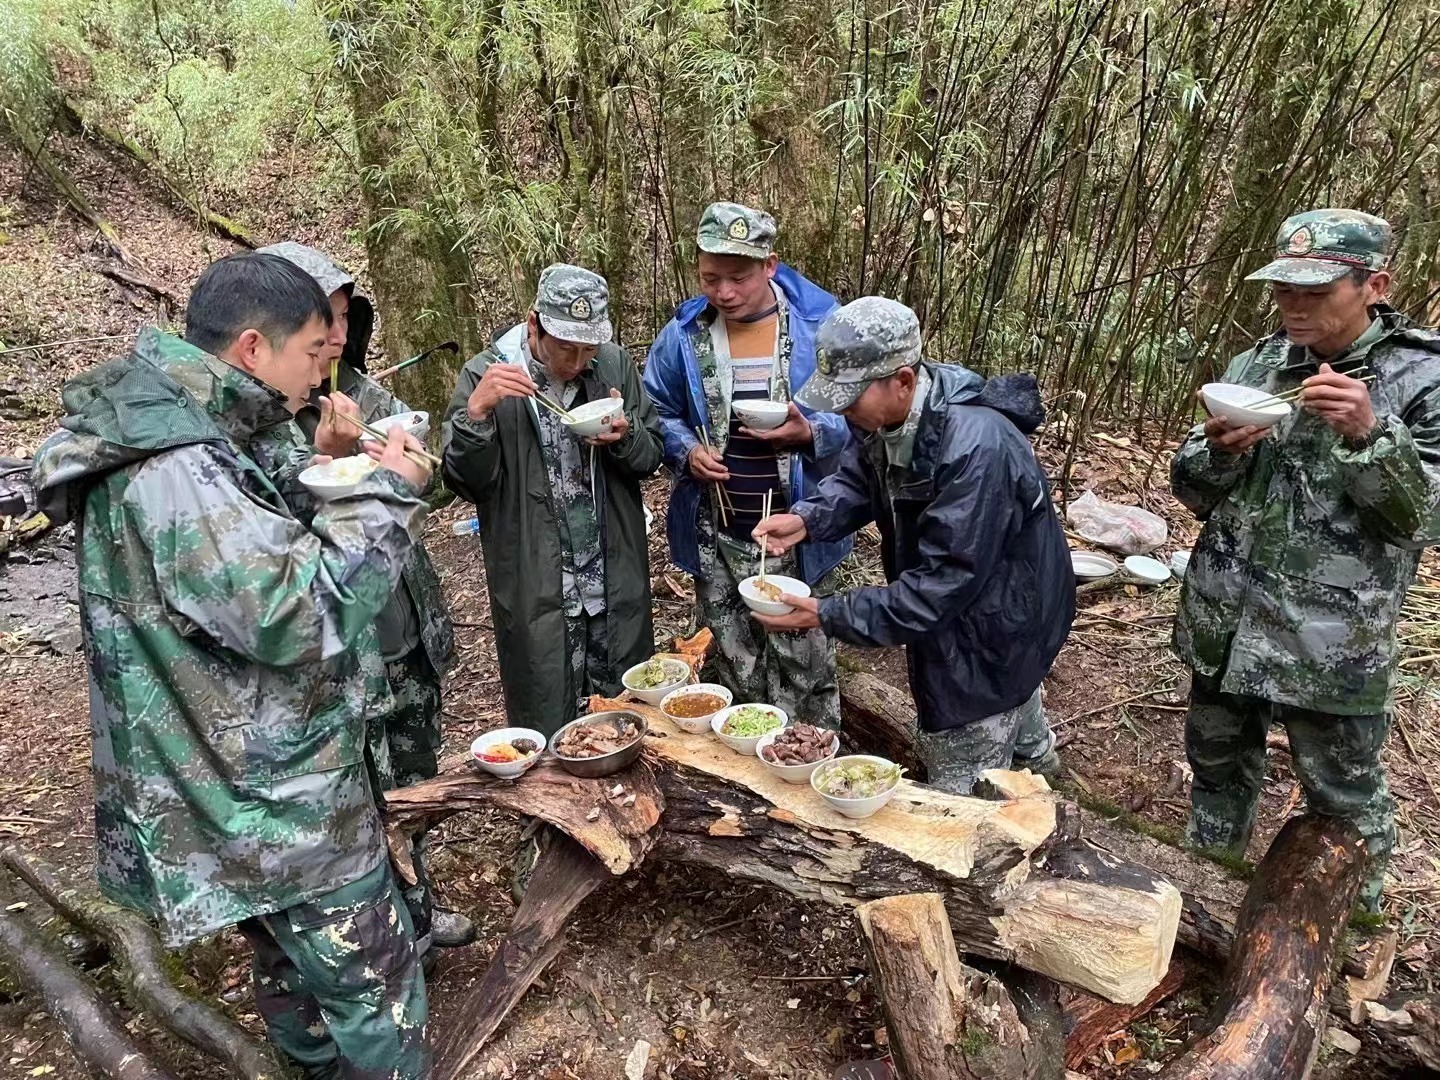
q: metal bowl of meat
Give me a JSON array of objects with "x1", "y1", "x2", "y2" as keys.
[{"x1": 548, "y1": 711, "x2": 648, "y2": 778}]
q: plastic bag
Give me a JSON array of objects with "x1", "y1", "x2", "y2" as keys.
[{"x1": 1066, "y1": 490, "x2": 1168, "y2": 555}]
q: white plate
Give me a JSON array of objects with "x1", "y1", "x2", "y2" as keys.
[
  {"x1": 562, "y1": 398, "x2": 625, "y2": 438},
  {"x1": 711, "y1": 704, "x2": 788, "y2": 756},
  {"x1": 1124, "y1": 555, "x2": 1171, "y2": 585},
  {"x1": 299, "y1": 455, "x2": 378, "y2": 499},
  {"x1": 1200, "y1": 382, "x2": 1290, "y2": 429},
  {"x1": 360, "y1": 410, "x2": 430, "y2": 443},
  {"x1": 1071, "y1": 551, "x2": 1119, "y2": 582},
  {"x1": 739, "y1": 574, "x2": 811, "y2": 615},
  {"x1": 470, "y1": 727, "x2": 546, "y2": 779},
  {"x1": 659, "y1": 683, "x2": 733, "y2": 734},
  {"x1": 733, "y1": 400, "x2": 789, "y2": 431}
]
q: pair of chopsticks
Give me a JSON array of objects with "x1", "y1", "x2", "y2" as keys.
[
  {"x1": 757, "y1": 489, "x2": 773, "y2": 584},
  {"x1": 332, "y1": 410, "x2": 441, "y2": 469},
  {"x1": 1247, "y1": 367, "x2": 1374, "y2": 411},
  {"x1": 694, "y1": 426, "x2": 736, "y2": 526},
  {"x1": 533, "y1": 391, "x2": 577, "y2": 423}
]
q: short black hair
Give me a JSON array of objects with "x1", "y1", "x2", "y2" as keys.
[
  {"x1": 185, "y1": 252, "x2": 332, "y2": 355},
  {"x1": 1346, "y1": 266, "x2": 1374, "y2": 285}
]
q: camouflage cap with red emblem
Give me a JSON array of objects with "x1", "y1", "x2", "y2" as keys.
[{"x1": 1246, "y1": 208, "x2": 1393, "y2": 286}]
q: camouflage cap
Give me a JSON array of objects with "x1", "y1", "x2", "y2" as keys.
[
  {"x1": 256, "y1": 241, "x2": 354, "y2": 297},
  {"x1": 534, "y1": 263, "x2": 613, "y2": 345},
  {"x1": 795, "y1": 296, "x2": 922, "y2": 413},
  {"x1": 696, "y1": 202, "x2": 777, "y2": 260},
  {"x1": 1246, "y1": 209, "x2": 1394, "y2": 286}
]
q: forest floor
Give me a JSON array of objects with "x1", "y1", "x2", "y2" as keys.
[{"x1": 2, "y1": 129, "x2": 1440, "y2": 1080}]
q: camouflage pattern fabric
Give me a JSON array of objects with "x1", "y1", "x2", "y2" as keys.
[
  {"x1": 30, "y1": 328, "x2": 427, "y2": 946},
  {"x1": 238, "y1": 861, "x2": 429, "y2": 1080},
  {"x1": 530, "y1": 347, "x2": 606, "y2": 617},
  {"x1": 383, "y1": 646, "x2": 442, "y2": 943},
  {"x1": 534, "y1": 263, "x2": 613, "y2": 345},
  {"x1": 1185, "y1": 670, "x2": 1394, "y2": 910},
  {"x1": 1245, "y1": 208, "x2": 1393, "y2": 286},
  {"x1": 916, "y1": 688, "x2": 1051, "y2": 795},
  {"x1": 256, "y1": 241, "x2": 354, "y2": 296},
  {"x1": 694, "y1": 508, "x2": 840, "y2": 727},
  {"x1": 796, "y1": 296, "x2": 922, "y2": 413},
  {"x1": 1172, "y1": 308, "x2": 1440, "y2": 714},
  {"x1": 876, "y1": 366, "x2": 932, "y2": 494},
  {"x1": 564, "y1": 610, "x2": 620, "y2": 717},
  {"x1": 696, "y1": 201, "x2": 778, "y2": 260}
]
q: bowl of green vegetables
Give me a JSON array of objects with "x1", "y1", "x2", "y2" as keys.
[
  {"x1": 710, "y1": 703, "x2": 787, "y2": 755},
  {"x1": 621, "y1": 657, "x2": 691, "y2": 706},
  {"x1": 810, "y1": 755, "x2": 904, "y2": 819}
]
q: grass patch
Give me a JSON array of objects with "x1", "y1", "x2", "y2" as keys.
[
  {"x1": 960, "y1": 1027, "x2": 992, "y2": 1056},
  {"x1": 1348, "y1": 908, "x2": 1387, "y2": 932}
]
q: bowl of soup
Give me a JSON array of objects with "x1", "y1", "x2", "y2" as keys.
[{"x1": 659, "y1": 683, "x2": 733, "y2": 734}]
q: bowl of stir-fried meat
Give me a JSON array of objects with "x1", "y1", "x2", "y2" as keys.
[
  {"x1": 548, "y1": 711, "x2": 648, "y2": 777},
  {"x1": 738, "y1": 574, "x2": 810, "y2": 616}
]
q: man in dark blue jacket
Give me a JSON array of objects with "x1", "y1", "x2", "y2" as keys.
[
  {"x1": 643, "y1": 202, "x2": 852, "y2": 726},
  {"x1": 753, "y1": 297, "x2": 1073, "y2": 792}
]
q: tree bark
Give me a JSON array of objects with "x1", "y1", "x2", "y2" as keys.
[
  {"x1": 857, "y1": 893, "x2": 1047, "y2": 1079},
  {"x1": 1156, "y1": 815, "x2": 1367, "y2": 1079},
  {"x1": 1, "y1": 848, "x2": 286, "y2": 1080},
  {"x1": 839, "y1": 671, "x2": 926, "y2": 779},
  {"x1": 1061, "y1": 959, "x2": 1188, "y2": 1069},
  {"x1": 0, "y1": 887, "x2": 176, "y2": 1080}
]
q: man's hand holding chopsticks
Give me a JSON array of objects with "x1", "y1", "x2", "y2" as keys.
[
  {"x1": 316, "y1": 392, "x2": 362, "y2": 456},
  {"x1": 362, "y1": 429, "x2": 432, "y2": 489},
  {"x1": 467, "y1": 364, "x2": 536, "y2": 422}
]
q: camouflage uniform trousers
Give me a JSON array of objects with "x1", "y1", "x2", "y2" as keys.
[
  {"x1": 565, "y1": 608, "x2": 620, "y2": 720},
  {"x1": 1184, "y1": 669, "x2": 1395, "y2": 910},
  {"x1": 382, "y1": 646, "x2": 444, "y2": 945},
  {"x1": 237, "y1": 861, "x2": 429, "y2": 1080},
  {"x1": 695, "y1": 522, "x2": 840, "y2": 728},
  {"x1": 916, "y1": 687, "x2": 1053, "y2": 795}
]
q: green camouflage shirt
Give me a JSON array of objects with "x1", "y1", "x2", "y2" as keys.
[
  {"x1": 31, "y1": 329, "x2": 427, "y2": 945},
  {"x1": 1172, "y1": 308, "x2": 1440, "y2": 713}
]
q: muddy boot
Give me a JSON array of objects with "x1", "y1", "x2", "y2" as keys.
[
  {"x1": 831, "y1": 1059, "x2": 894, "y2": 1080},
  {"x1": 430, "y1": 908, "x2": 476, "y2": 948},
  {"x1": 1014, "y1": 743, "x2": 1062, "y2": 781}
]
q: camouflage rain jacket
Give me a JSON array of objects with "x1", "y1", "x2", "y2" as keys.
[
  {"x1": 1173, "y1": 306, "x2": 1440, "y2": 714},
  {"x1": 31, "y1": 329, "x2": 427, "y2": 945}
]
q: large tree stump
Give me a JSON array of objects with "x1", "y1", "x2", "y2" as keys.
[
  {"x1": 1157, "y1": 815, "x2": 1367, "y2": 1079},
  {"x1": 857, "y1": 893, "x2": 1047, "y2": 1080}
]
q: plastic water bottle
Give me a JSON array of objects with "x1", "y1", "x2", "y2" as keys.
[{"x1": 450, "y1": 517, "x2": 480, "y2": 536}]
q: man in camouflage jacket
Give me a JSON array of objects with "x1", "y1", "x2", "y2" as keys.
[
  {"x1": 253, "y1": 242, "x2": 466, "y2": 955},
  {"x1": 32, "y1": 253, "x2": 433, "y2": 1079},
  {"x1": 1173, "y1": 208, "x2": 1440, "y2": 909}
]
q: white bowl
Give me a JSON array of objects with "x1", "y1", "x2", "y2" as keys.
[
  {"x1": 621, "y1": 657, "x2": 692, "y2": 706},
  {"x1": 1170, "y1": 550, "x2": 1192, "y2": 578},
  {"x1": 659, "y1": 683, "x2": 734, "y2": 734},
  {"x1": 711, "y1": 703, "x2": 788, "y2": 755},
  {"x1": 299, "y1": 455, "x2": 379, "y2": 499},
  {"x1": 563, "y1": 398, "x2": 625, "y2": 438},
  {"x1": 361, "y1": 410, "x2": 430, "y2": 443},
  {"x1": 1200, "y1": 383, "x2": 1290, "y2": 430},
  {"x1": 733, "y1": 400, "x2": 790, "y2": 431},
  {"x1": 470, "y1": 727, "x2": 546, "y2": 779},
  {"x1": 1124, "y1": 555, "x2": 1171, "y2": 585},
  {"x1": 754, "y1": 726, "x2": 839, "y2": 784},
  {"x1": 1071, "y1": 551, "x2": 1119, "y2": 582},
  {"x1": 739, "y1": 574, "x2": 811, "y2": 616},
  {"x1": 810, "y1": 754, "x2": 904, "y2": 819}
]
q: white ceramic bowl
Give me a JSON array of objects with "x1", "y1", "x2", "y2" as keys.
[
  {"x1": 754, "y1": 726, "x2": 839, "y2": 784},
  {"x1": 1200, "y1": 382, "x2": 1290, "y2": 430},
  {"x1": 563, "y1": 398, "x2": 625, "y2": 438},
  {"x1": 659, "y1": 683, "x2": 734, "y2": 734},
  {"x1": 739, "y1": 574, "x2": 811, "y2": 616},
  {"x1": 1124, "y1": 554, "x2": 1171, "y2": 585},
  {"x1": 470, "y1": 727, "x2": 546, "y2": 779},
  {"x1": 711, "y1": 703, "x2": 788, "y2": 755},
  {"x1": 621, "y1": 657, "x2": 692, "y2": 706},
  {"x1": 299, "y1": 455, "x2": 379, "y2": 499},
  {"x1": 1071, "y1": 551, "x2": 1119, "y2": 582},
  {"x1": 1170, "y1": 550, "x2": 1192, "y2": 578},
  {"x1": 733, "y1": 400, "x2": 790, "y2": 431},
  {"x1": 361, "y1": 410, "x2": 430, "y2": 443},
  {"x1": 811, "y1": 754, "x2": 904, "y2": 819}
]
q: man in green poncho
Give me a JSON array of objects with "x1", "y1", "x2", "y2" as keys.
[{"x1": 33, "y1": 252, "x2": 433, "y2": 1079}]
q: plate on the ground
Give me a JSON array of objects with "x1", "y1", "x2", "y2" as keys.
[
  {"x1": 1124, "y1": 555, "x2": 1171, "y2": 585},
  {"x1": 1071, "y1": 551, "x2": 1119, "y2": 582}
]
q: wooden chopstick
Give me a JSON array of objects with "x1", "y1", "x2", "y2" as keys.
[
  {"x1": 534, "y1": 392, "x2": 577, "y2": 423},
  {"x1": 1246, "y1": 369, "x2": 1374, "y2": 411},
  {"x1": 758, "y1": 489, "x2": 772, "y2": 583},
  {"x1": 694, "y1": 425, "x2": 734, "y2": 526},
  {"x1": 333, "y1": 411, "x2": 442, "y2": 468}
]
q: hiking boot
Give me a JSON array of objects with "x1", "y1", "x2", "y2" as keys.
[
  {"x1": 831, "y1": 1059, "x2": 895, "y2": 1080},
  {"x1": 1014, "y1": 744, "x2": 1062, "y2": 781},
  {"x1": 430, "y1": 908, "x2": 477, "y2": 949}
]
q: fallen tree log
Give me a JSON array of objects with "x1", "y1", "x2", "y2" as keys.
[
  {"x1": 1365, "y1": 998, "x2": 1440, "y2": 1073},
  {"x1": 1, "y1": 848, "x2": 286, "y2": 1080},
  {"x1": 0, "y1": 884, "x2": 176, "y2": 1080},
  {"x1": 857, "y1": 893, "x2": 1050, "y2": 1079},
  {"x1": 839, "y1": 670, "x2": 926, "y2": 779},
  {"x1": 1157, "y1": 815, "x2": 1366, "y2": 1079},
  {"x1": 1061, "y1": 959, "x2": 1188, "y2": 1069}
]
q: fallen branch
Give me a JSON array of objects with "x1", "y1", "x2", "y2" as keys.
[
  {"x1": 1, "y1": 848, "x2": 286, "y2": 1080},
  {"x1": 0, "y1": 883, "x2": 176, "y2": 1080}
]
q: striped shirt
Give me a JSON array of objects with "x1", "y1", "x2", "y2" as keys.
[{"x1": 721, "y1": 315, "x2": 786, "y2": 539}]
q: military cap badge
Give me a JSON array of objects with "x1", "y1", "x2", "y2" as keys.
[
  {"x1": 816, "y1": 348, "x2": 832, "y2": 375},
  {"x1": 728, "y1": 217, "x2": 750, "y2": 241},
  {"x1": 569, "y1": 296, "x2": 592, "y2": 320},
  {"x1": 1285, "y1": 226, "x2": 1315, "y2": 255}
]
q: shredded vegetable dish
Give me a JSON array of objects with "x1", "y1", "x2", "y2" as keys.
[
  {"x1": 720, "y1": 705, "x2": 782, "y2": 738},
  {"x1": 816, "y1": 760, "x2": 901, "y2": 799}
]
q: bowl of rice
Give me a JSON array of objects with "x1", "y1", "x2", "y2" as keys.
[{"x1": 300, "y1": 455, "x2": 379, "y2": 499}]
